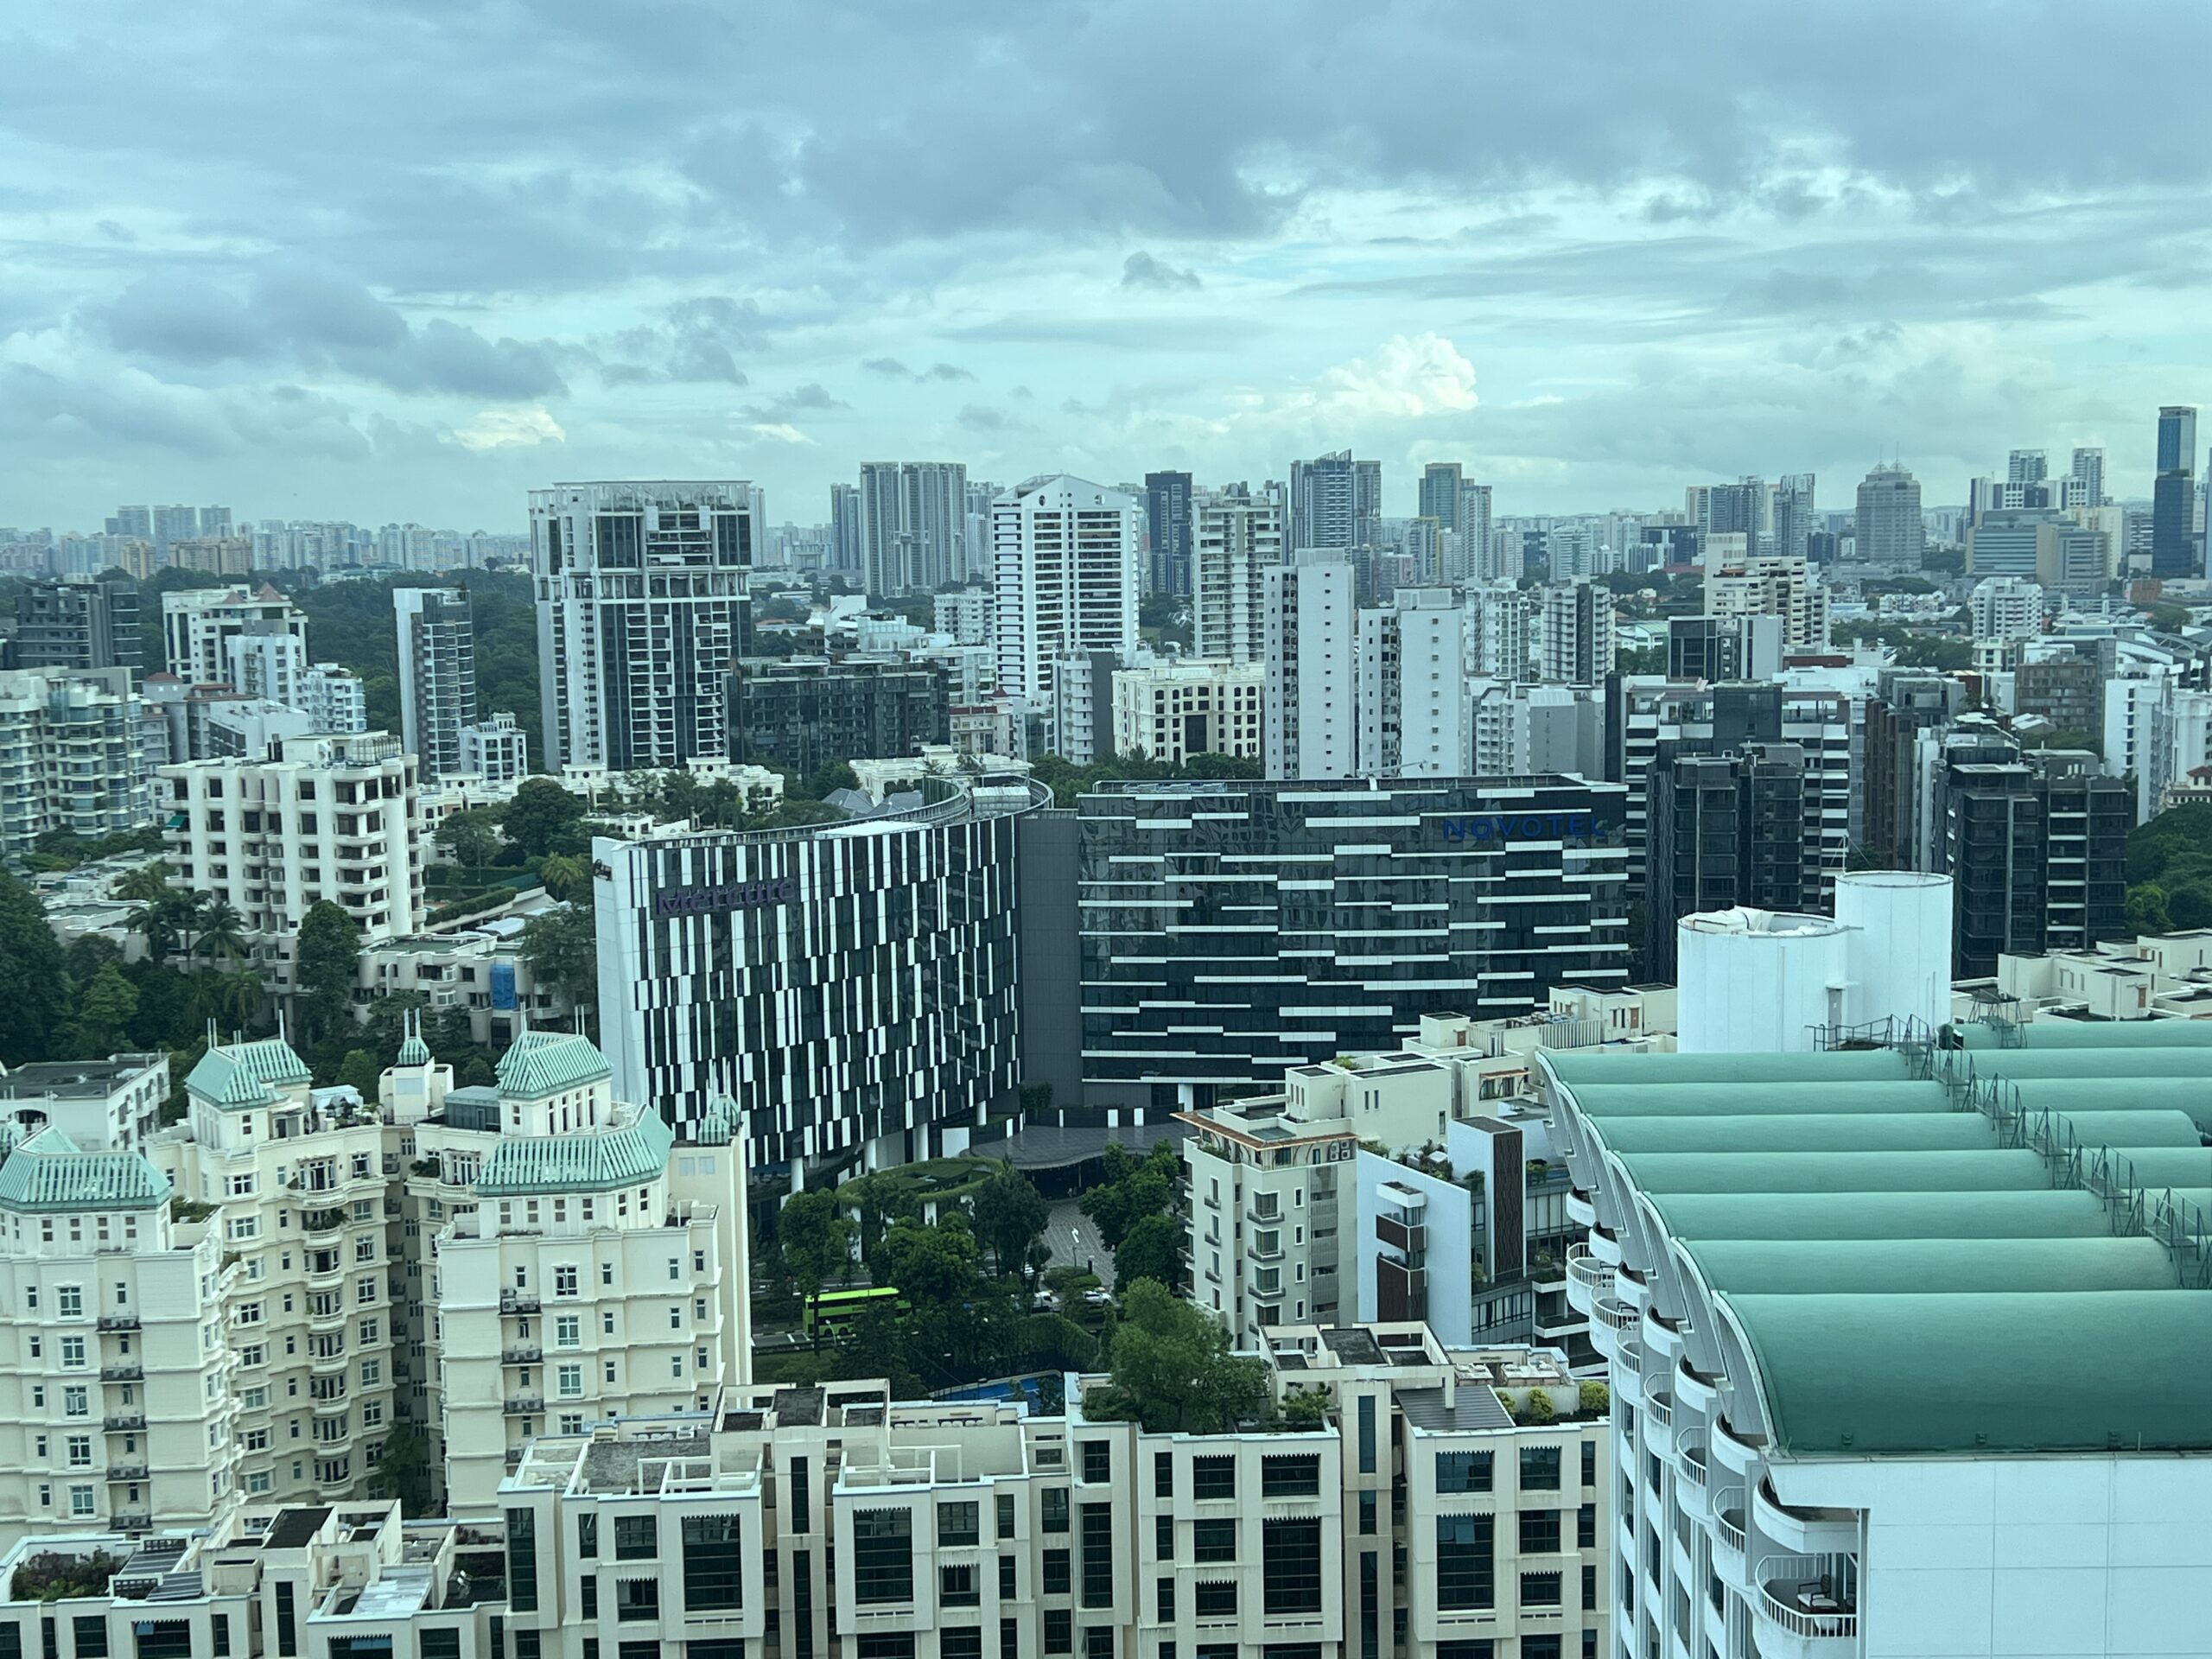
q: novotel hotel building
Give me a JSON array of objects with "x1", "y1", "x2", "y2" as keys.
[
  {"x1": 594, "y1": 774, "x2": 1050, "y2": 1178},
  {"x1": 1077, "y1": 774, "x2": 1632, "y2": 1111}
]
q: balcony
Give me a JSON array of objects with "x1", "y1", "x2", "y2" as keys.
[
  {"x1": 101, "y1": 1363, "x2": 143, "y2": 1382},
  {"x1": 502, "y1": 1346, "x2": 542, "y2": 1366},
  {"x1": 1755, "y1": 1475, "x2": 1861, "y2": 1555},
  {"x1": 105, "y1": 1465, "x2": 149, "y2": 1483},
  {"x1": 1677, "y1": 1436, "x2": 1707, "y2": 1488},
  {"x1": 500, "y1": 1292, "x2": 540, "y2": 1315},
  {"x1": 104, "y1": 1414, "x2": 145, "y2": 1432},
  {"x1": 111, "y1": 1513, "x2": 150, "y2": 1532},
  {"x1": 1754, "y1": 1554, "x2": 1858, "y2": 1656},
  {"x1": 1564, "y1": 1243, "x2": 1614, "y2": 1315},
  {"x1": 97, "y1": 1315, "x2": 140, "y2": 1332},
  {"x1": 1592, "y1": 1295, "x2": 1637, "y2": 1333},
  {"x1": 1713, "y1": 1488, "x2": 1748, "y2": 1567},
  {"x1": 1645, "y1": 1390, "x2": 1674, "y2": 1430},
  {"x1": 503, "y1": 1396, "x2": 544, "y2": 1416},
  {"x1": 1565, "y1": 1187, "x2": 1595, "y2": 1229}
]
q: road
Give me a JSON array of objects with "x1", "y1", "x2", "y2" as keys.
[{"x1": 1045, "y1": 1198, "x2": 1115, "y2": 1289}]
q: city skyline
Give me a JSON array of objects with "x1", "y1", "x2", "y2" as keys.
[{"x1": 4, "y1": 5, "x2": 2212, "y2": 526}]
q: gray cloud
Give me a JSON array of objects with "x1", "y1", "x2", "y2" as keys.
[
  {"x1": 742, "y1": 383, "x2": 849, "y2": 423},
  {"x1": 860, "y1": 356, "x2": 976, "y2": 382},
  {"x1": 1122, "y1": 251, "x2": 1200, "y2": 290}
]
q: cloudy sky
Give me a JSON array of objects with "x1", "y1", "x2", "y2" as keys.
[{"x1": 6, "y1": 0, "x2": 2210, "y2": 532}]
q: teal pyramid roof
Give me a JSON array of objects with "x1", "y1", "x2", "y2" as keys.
[
  {"x1": 496, "y1": 1031, "x2": 612, "y2": 1098},
  {"x1": 476, "y1": 1105, "x2": 674, "y2": 1197},
  {"x1": 0, "y1": 1127, "x2": 172, "y2": 1213}
]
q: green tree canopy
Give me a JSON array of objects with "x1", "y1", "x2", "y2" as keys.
[
  {"x1": 1113, "y1": 1211, "x2": 1184, "y2": 1294},
  {"x1": 337, "y1": 1048, "x2": 385, "y2": 1101},
  {"x1": 778, "y1": 1189, "x2": 855, "y2": 1344},
  {"x1": 295, "y1": 901, "x2": 363, "y2": 1043},
  {"x1": 1079, "y1": 1141, "x2": 1181, "y2": 1249},
  {"x1": 0, "y1": 872, "x2": 71, "y2": 1064},
  {"x1": 67, "y1": 963, "x2": 141, "y2": 1059},
  {"x1": 1087, "y1": 1279, "x2": 1270, "y2": 1434},
  {"x1": 501, "y1": 778, "x2": 588, "y2": 859},
  {"x1": 518, "y1": 902, "x2": 598, "y2": 1024},
  {"x1": 969, "y1": 1162, "x2": 1049, "y2": 1278},
  {"x1": 435, "y1": 808, "x2": 503, "y2": 874}
]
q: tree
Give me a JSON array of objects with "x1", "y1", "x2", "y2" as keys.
[
  {"x1": 1087, "y1": 1280, "x2": 1269, "y2": 1434},
  {"x1": 1519, "y1": 1389, "x2": 1557, "y2": 1424},
  {"x1": 1579, "y1": 1380, "x2": 1611, "y2": 1415},
  {"x1": 537, "y1": 852, "x2": 590, "y2": 901},
  {"x1": 1113, "y1": 1212, "x2": 1183, "y2": 1294},
  {"x1": 874, "y1": 1216, "x2": 982, "y2": 1313},
  {"x1": 67, "y1": 963, "x2": 141, "y2": 1058},
  {"x1": 363, "y1": 1424, "x2": 435, "y2": 1516},
  {"x1": 1281, "y1": 1389, "x2": 1331, "y2": 1428},
  {"x1": 64, "y1": 933, "x2": 124, "y2": 985},
  {"x1": 436, "y1": 809, "x2": 502, "y2": 878},
  {"x1": 1079, "y1": 1141, "x2": 1180, "y2": 1249},
  {"x1": 0, "y1": 872, "x2": 70, "y2": 1064},
  {"x1": 969, "y1": 1162, "x2": 1049, "y2": 1278},
  {"x1": 194, "y1": 898, "x2": 248, "y2": 963},
  {"x1": 295, "y1": 901, "x2": 363, "y2": 1043},
  {"x1": 2127, "y1": 881, "x2": 2175, "y2": 937},
  {"x1": 778, "y1": 1189, "x2": 855, "y2": 1347},
  {"x1": 518, "y1": 902, "x2": 598, "y2": 1030},
  {"x1": 127, "y1": 889, "x2": 197, "y2": 963},
  {"x1": 806, "y1": 760, "x2": 860, "y2": 800},
  {"x1": 114, "y1": 865, "x2": 173, "y2": 906},
  {"x1": 337, "y1": 1049, "x2": 384, "y2": 1101},
  {"x1": 501, "y1": 778, "x2": 588, "y2": 859}
]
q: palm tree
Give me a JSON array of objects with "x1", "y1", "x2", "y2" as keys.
[
  {"x1": 219, "y1": 963, "x2": 268, "y2": 1033},
  {"x1": 115, "y1": 865, "x2": 172, "y2": 906},
  {"x1": 538, "y1": 853, "x2": 588, "y2": 902},
  {"x1": 127, "y1": 890, "x2": 197, "y2": 963},
  {"x1": 194, "y1": 899, "x2": 248, "y2": 964}
]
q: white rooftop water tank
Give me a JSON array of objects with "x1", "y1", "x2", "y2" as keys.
[
  {"x1": 1834, "y1": 870, "x2": 1953, "y2": 1038},
  {"x1": 1676, "y1": 907, "x2": 1853, "y2": 1054}
]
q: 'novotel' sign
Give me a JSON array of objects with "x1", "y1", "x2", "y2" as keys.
[
  {"x1": 1438, "y1": 811, "x2": 1604, "y2": 842},
  {"x1": 653, "y1": 876, "x2": 798, "y2": 918}
]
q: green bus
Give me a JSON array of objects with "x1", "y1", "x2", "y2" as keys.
[{"x1": 804, "y1": 1286, "x2": 904, "y2": 1338}]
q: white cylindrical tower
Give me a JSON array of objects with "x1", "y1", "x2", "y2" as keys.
[
  {"x1": 1677, "y1": 908, "x2": 1854, "y2": 1054},
  {"x1": 1834, "y1": 870, "x2": 1954, "y2": 1037}
]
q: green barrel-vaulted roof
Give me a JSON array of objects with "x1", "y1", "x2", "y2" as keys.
[
  {"x1": 1681, "y1": 1236, "x2": 2180, "y2": 1297},
  {"x1": 1591, "y1": 1113, "x2": 1994, "y2": 1154},
  {"x1": 1950, "y1": 1047, "x2": 2212, "y2": 1082},
  {"x1": 1643, "y1": 1187, "x2": 2115, "y2": 1241},
  {"x1": 2036, "y1": 1109, "x2": 2207, "y2": 1150},
  {"x1": 1613, "y1": 1148, "x2": 2051, "y2": 1194},
  {"x1": 2001, "y1": 1078, "x2": 2212, "y2": 1133},
  {"x1": 2088, "y1": 1149, "x2": 2212, "y2": 1187},
  {"x1": 0, "y1": 1128, "x2": 171, "y2": 1212},
  {"x1": 1560, "y1": 1080, "x2": 1948, "y2": 1118},
  {"x1": 1545, "y1": 1048, "x2": 1912, "y2": 1086},
  {"x1": 1729, "y1": 1292, "x2": 2212, "y2": 1455},
  {"x1": 1952, "y1": 1020, "x2": 2212, "y2": 1049},
  {"x1": 476, "y1": 1108, "x2": 673, "y2": 1198}
]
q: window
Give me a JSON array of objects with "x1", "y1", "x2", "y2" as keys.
[
  {"x1": 556, "y1": 1317, "x2": 581, "y2": 1348},
  {"x1": 614, "y1": 1514, "x2": 658, "y2": 1560},
  {"x1": 58, "y1": 1286, "x2": 83, "y2": 1319},
  {"x1": 682, "y1": 1513, "x2": 743, "y2": 1611},
  {"x1": 1576, "y1": 1504, "x2": 1596, "y2": 1550},
  {"x1": 1262, "y1": 1517, "x2": 1324, "y2": 1615},
  {"x1": 942, "y1": 1564, "x2": 980, "y2": 1607},
  {"x1": 1155, "y1": 1516, "x2": 1174, "y2": 1560},
  {"x1": 1193, "y1": 1581, "x2": 1237, "y2": 1618},
  {"x1": 1580, "y1": 1440, "x2": 1597, "y2": 1488},
  {"x1": 615, "y1": 1578, "x2": 658, "y2": 1622},
  {"x1": 420, "y1": 1637, "x2": 461, "y2": 1659},
  {"x1": 1044, "y1": 1611, "x2": 1072, "y2": 1654},
  {"x1": 1357, "y1": 1395, "x2": 1376, "y2": 1474},
  {"x1": 1518, "y1": 1510, "x2": 1561, "y2": 1554},
  {"x1": 1043, "y1": 1549, "x2": 1071, "y2": 1596},
  {"x1": 1437, "y1": 1645, "x2": 1494, "y2": 1659},
  {"x1": 996, "y1": 1493, "x2": 1016, "y2": 1541},
  {"x1": 555, "y1": 1266, "x2": 578, "y2": 1296},
  {"x1": 1192, "y1": 1520, "x2": 1236, "y2": 1563},
  {"x1": 557, "y1": 1364, "x2": 583, "y2": 1398},
  {"x1": 1260, "y1": 1453, "x2": 1322, "y2": 1498},
  {"x1": 1192, "y1": 1457, "x2": 1235, "y2": 1501},
  {"x1": 1358, "y1": 1491, "x2": 1376, "y2": 1535},
  {"x1": 1582, "y1": 1562, "x2": 1598, "y2": 1611},
  {"x1": 1000, "y1": 1555, "x2": 1017, "y2": 1599},
  {"x1": 68, "y1": 1484, "x2": 94, "y2": 1517},
  {"x1": 1042, "y1": 1488, "x2": 1070, "y2": 1533},
  {"x1": 943, "y1": 1632, "x2": 983, "y2": 1659},
  {"x1": 1154, "y1": 1451, "x2": 1173, "y2": 1499},
  {"x1": 1081, "y1": 1441, "x2": 1111, "y2": 1484},
  {"x1": 72, "y1": 1617, "x2": 107, "y2": 1658},
  {"x1": 1435, "y1": 1451, "x2": 1492, "y2": 1494},
  {"x1": 578, "y1": 1512, "x2": 598, "y2": 1558},
  {"x1": 60, "y1": 1336, "x2": 86, "y2": 1368},
  {"x1": 1156, "y1": 1574, "x2": 1178, "y2": 1622},
  {"x1": 1522, "y1": 1634, "x2": 1563, "y2": 1659},
  {"x1": 1436, "y1": 1513, "x2": 1494, "y2": 1611},
  {"x1": 853, "y1": 1508, "x2": 914, "y2": 1605},
  {"x1": 939, "y1": 1501, "x2": 981, "y2": 1547},
  {"x1": 1520, "y1": 1446, "x2": 1562, "y2": 1491},
  {"x1": 505, "y1": 1509, "x2": 537, "y2": 1612},
  {"x1": 1084, "y1": 1631, "x2": 1114, "y2": 1659},
  {"x1": 581, "y1": 1577, "x2": 599, "y2": 1618},
  {"x1": 1079, "y1": 1503, "x2": 1113, "y2": 1609}
]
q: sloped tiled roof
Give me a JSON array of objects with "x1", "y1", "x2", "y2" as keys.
[
  {"x1": 187, "y1": 1047, "x2": 276, "y2": 1109},
  {"x1": 0, "y1": 1127, "x2": 172, "y2": 1212},
  {"x1": 495, "y1": 1031, "x2": 612, "y2": 1098},
  {"x1": 475, "y1": 1105, "x2": 672, "y2": 1197}
]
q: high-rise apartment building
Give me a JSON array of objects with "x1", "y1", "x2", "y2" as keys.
[
  {"x1": 1471, "y1": 580, "x2": 1531, "y2": 681},
  {"x1": 10, "y1": 572, "x2": 141, "y2": 678},
  {"x1": 726, "y1": 657, "x2": 950, "y2": 774},
  {"x1": 1703, "y1": 555, "x2": 1831, "y2": 654},
  {"x1": 1263, "y1": 553, "x2": 1359, "y2": 779},
  {"x1": 1969, "y1": 576, "x2": 2044, "y2": 642},
  {"x1": 1142, "y1": 469, "x2": 1194, "y2": 596},
  {"x1": 457, "y1": 711, "x2": 530, "y2": 784},
  {"x1": 1289, "y1": 451, "x2": 1381, "y2": 550},
  {"x1": 1693, "y1": 476, "x2": 1764, "y2": 544},
  {"x1": 150, "y1": 505, "x2": 199, "y2": 556},
  {"x1": 105, "y1": 506, "x2": 151, "y2": 541},
  {"x1": 1854, "y1": 462, "x2": 1926, "y2": 570},
  {"x1": 1357, "y1": 588, "x2": 1473, "y2": 777},
  {"x1": 2152, "y1": 404, "x2": 2199, "y2": 576},
  {"x1": 1418, "y1": 461, "x2": 1465, "y2": 533},
  {"x1": 299, "y1": 663, "x2": 368, "y2": 734},
  {"x1": 1457, "y1": 482, "x2": 1496, "y2": 580},
  {"x1": 990, "y1": 474, "x2": 1141, "y2": 711},
  {"x1": 2067, "y1": 446, "x2": 2107, "y2": 506},
  {"x1": 530, "y1": 481, "x2": 754, "y2": 772},
  {"x1": 1770, "y1": 473, "x2": 1815, "y2": 561},
  {"x1": 162, "y1": 585, "x2": 308, "y2": 683},
  {"x1": 1666, "y1": 614, "x2": 1781, "y2": 683},
  {"x1": 0, "y1": 667, "x2": 153, "y2": 861},
  {"x1": 160, "y1": 731, "x2": 425, "y2": 985},
  {"x1": 1537, "y1": 579, "x2": 1616, "y2": 683},
  {"x1": 828, "y1": 481, "x2": 864, "y2": 576},
  {"x1": 1192, "y1": 484, "x2": 1285, "y2": 664},
  {"x1": 393, "y1": 587, "x2": 479, "y2": 785},
  {"x1": 859, "y1": 461, "x2": 968, "y2": 596},
  {"x1": 1644, "y1": 743, "x2": 1814, "y2": 980},
  {"x1": 1109, "y1": 659, "x2": 1265, "y2": 763},
  {"x1": 167, "y1": 536, "x2": 255, "y2": 577}
]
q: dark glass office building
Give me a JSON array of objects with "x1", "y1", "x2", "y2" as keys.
[
  {"x1": 1077, "y1": 776, "x2": 1630, "y2": 1110},
  {"x1": 726, "y1": 656, "x2": 950, "y2": 775}
]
